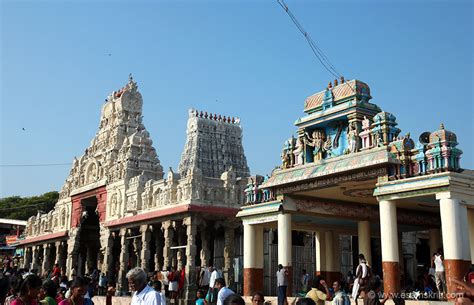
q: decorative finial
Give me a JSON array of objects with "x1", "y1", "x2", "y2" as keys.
[
  {"x1": 334, "y1": 79, "x2": 338, "y2": 86},
  {"x1": 128, "y1": 73, "x2": 133, "y2": 82},
  {"x1": 440, "y1": 123, "x2": 445, "y2": 130},
  {"x1": 340, "y1": 76, "x2": 345, "y2": 83},
  {"x1": 328, "y1": 82, "x2": 332, "y2": 89}
]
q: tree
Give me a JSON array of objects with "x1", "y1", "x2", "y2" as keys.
[{"x1": 0, "y1": 191, "x2": 59, "y2": 220}]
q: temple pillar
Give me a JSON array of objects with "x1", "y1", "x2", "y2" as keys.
[
  {"x1": 162, "y1": 220, "x2": 174, "y2": 271},
  {"x1": 32, "y1": 245, "x2": 41, "y2": 272},
  {"x1": 102, "y1": 233, "x2": 115, "y2": 278},
  {"x1": 324, "y1": 231, "x2": 341, "y2": 284},
  {"x1": 243, "y1": 223, "x2": 263, "y2": 296},
  {"x1": 154, "y1": 225, "x2": 163, "y2": 271},
  {"x1": 358, "y1": 220, "x2": 372, "y2": 266},
  {"x1": 117, "y1": 228, "x2": 130, "y2": 293},
  {"x1": 133, "y1": 236, "x2": 142, "y2": 268},
  {"x1": 140, "y1": 225, "x2": 152, "y2": 272},
  {"x1": 66, "y1": 231, "x2": 79, "y2": 278},
  {"x1": 468, "y1": 209, "x2": 474, "y2": 264},
  {"x1": 315, "y1": 231, "x2": 326, "y2": 276},
  {"x1": 278, "y1": 213, "x2": 292, "y2": 295},
  {"x1": 41, "y1": 243, "x2": 51, "y2": 275},
  {"x1": 379, "y1": 199, "x2": 400, "y2": 294},
  {"x1": 183, "y1": 217, "x2": 198, "y2": 304},
  {"x1": 177, "y1": 227, "x2": 185, "y2": 270},
  {"x1": 224, "y1": 224, "x2": 237, "y2": 289},
  {"x1": 55, "y1": 241, "x2": 66, "y2": 274},
  {"x1": 23, "y1": 247, "x2": 33, "y2": 270},
  {"x1": 315, "y1": 231, "x2": 340, "y2": 283},
  {"x1": 437, "y1": 193, "x2": 471, "y2": 297},
  {"x1": 200, "y1": 226, "x2": 211, "y2": 267},
  {"x1": 429, "y1": 229, "x2": 442, "y2": 258}
]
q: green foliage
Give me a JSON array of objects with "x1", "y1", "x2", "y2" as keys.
[{"x1": 0, "y1": 191, "x2": 59, "y2": 220}]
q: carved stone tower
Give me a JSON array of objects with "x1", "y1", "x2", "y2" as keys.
[
  {"x1": 59, "y1": 75, "x2": 164, "y2": 199},
  {"x1": 178, "y1": 109, "x2": 250, "y2": 179}
]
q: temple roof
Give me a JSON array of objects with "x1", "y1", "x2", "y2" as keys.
[
  {"x1": 304, "y1": 79, "x2": 371, "y2": 113},
  {"x1": 262, "y1": 147, "x2": 399, "y2": 188}
]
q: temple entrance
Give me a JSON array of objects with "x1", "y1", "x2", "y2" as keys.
[{"x1": 77, "y1": 196, "x2": 101, "y2": 276}]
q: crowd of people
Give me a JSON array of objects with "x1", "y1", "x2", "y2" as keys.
[
  {"x1": 279, "y1": 254, "x2": 474, "y2": 305},
  {"x1": 0, "y1": 252, "x2": 473, "y2": 305}
]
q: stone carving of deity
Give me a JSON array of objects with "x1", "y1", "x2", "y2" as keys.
[
  {"x1": 362, "y1": 116, "x2": 370, "y2": 130},
  {"x1": 176, "y1": 185, "x2": 182, "y2": 202},
  {"x1": 127, "y1": 196, "x2": 137, "y2": 211},
  {"x1": 141, "y1": 191, "x2": 149, "y2": 209},
  {"x1": 280, "y1": 137, "x2": 296, "y2": 169},
  {"x1": 110, "y1": 194, "x2": 117, "y2": 216},
  {"x1": 293, "y1": 137, "x2": 305, "y2": 165},
  {"x1": 304, "y1": 129, "x2": 326, "y2": 161},
  {"x1": 346, "y1": 122, "x2": 360, "y2": 153},
  {"x1": 323, "y1": 135, "x2": 333, "y2": 157},
  {"x1": 159, "y1": 191, "x2": 164, "y2": 206},
  {"x1": 281, "y1": 151, "x2": 289, "y2": 169}
]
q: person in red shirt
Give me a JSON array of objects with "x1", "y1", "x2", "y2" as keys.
[
  {"x1": 10, "y1": 275, "x2": 42, "y2": 305},
  {"x1": 52, "y1": 264, "x2": 61, "y2": 278},
  {"x1": 178, "y1": 267, "x2": 185, "y2": 298}
]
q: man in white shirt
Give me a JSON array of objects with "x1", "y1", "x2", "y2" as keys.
[
  {"x1": 199, "y1": 266, "x2": 211, "y2": 291},
  {"x1": 432, "y1": 250, "x2": 446, "y2": 299},
  {"x1": 276, "y1": 264, "x2": 288, "y2": 305},
  {"x1": 152, "y1": 280, "x2": 167, "y2": 305},
  {"x1": 214, "y1": 278, "x2": 234, "y2": 305},
  {"x1": 208, "y1": 266, "x2": 218, "y2": 304},
  {"x1": 127, "y1": 267, "x2": 162, "y2": 305},
  {"x1": 209, "y1": 266, "x2": 218, "y2": 289}
]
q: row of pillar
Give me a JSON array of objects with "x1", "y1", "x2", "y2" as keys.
[
  {"x1": 109, "y1": 217, "x2": 237, "y2": 297},
  {"x1": 380, "y1": 195, "x2": 472, "y2": 296},
  {"x1": 243, "y1": 195, "x2": 473, "y2": 298},
  {"x1": 23, "y1": 241, "x2": 67, "y2": 276}
]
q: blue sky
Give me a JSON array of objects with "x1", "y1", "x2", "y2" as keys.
[{"x1": 1, "y1": 0, "x2": 473, "y2": 197}]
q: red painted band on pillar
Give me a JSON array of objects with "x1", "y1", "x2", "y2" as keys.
[
  {"x1": 445, "y1": 259, "x2": 471, "y2": 299},
  {"x1": 243, "y1": 268, "x2": 263, "y2": 296},
  {"x1": 382, "y1": 261, "x2": 400, "y2": 294}
]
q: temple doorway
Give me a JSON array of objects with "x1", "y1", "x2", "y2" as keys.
[{"x1": 77, "y1": 196, "x2": 101, "y2": 276}]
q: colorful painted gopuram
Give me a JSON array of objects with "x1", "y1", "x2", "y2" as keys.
[
  {"x1": 18, "y1": 76, "x2": 250, "y2": 302},
  {"x1": 238, "y1": 78, "x2": 474, "y2": 298}
]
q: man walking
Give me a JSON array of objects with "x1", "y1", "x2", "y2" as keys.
[
  {"x1": 277, "y1": 264, "x2": 289, "y2": 305},
  {"x1": 432, "y1": 249, "x2": 446, "y2": 299}
]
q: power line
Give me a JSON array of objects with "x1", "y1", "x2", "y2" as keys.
[
  {"x1": 276, "y1": 0, "x2": 355, "y2": 93},
  {"x1": 0, "y1": 163, "x2": 70, "y2": 168}
]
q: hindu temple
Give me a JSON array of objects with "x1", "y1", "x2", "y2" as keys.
[
  {"x1": 239, "y1": 78, "x2": 474, "y2": 298},
  {"x1": 18, "y1": 76, "x2": 250, "y2": 302},
  {"x1": 17, "y1": 76, "x2": 474, "y2": 302}
]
